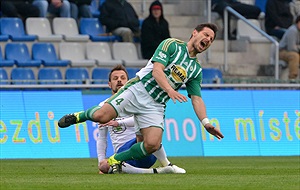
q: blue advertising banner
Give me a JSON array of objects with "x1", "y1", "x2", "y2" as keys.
[
  {"x1": 0, "y1": 91, "x2": 90, "y2": 159},
  {"x1": 252, "y1": 91, "x2": 300, "y2": 156},
  {"x1": 0, "y1": 89, "x2": 299, "y2": 159},
  {"x1": 164, "y1": 90, "x2": 300, "y2": 156}
]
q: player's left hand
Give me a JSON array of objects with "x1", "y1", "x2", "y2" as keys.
[
  {"x1": 166, "y1": 88, "x2": 187, "y2": 104},
  {"x1": 204, "y1": 123, "x2": 224, "y2": 139},
  {"x1": 99, "y1": 120, "x2": 119, "y2": 128}
]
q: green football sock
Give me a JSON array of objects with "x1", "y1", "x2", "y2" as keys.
[
  {"x1": 115, "y1": 142, "x2": 149, "y2": 161},
  {"x1": 77, "y1": 105, "x2": 101, "y2": 122}
]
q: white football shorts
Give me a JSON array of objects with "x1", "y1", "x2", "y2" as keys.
[{"x1": 107, "y1": 80, "x2": 165, "y2": 131}]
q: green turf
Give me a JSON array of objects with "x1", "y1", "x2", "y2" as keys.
[{"x1": 0, "y1": 156, "x2": 299, "y2": 190}]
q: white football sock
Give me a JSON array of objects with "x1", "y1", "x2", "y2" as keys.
[
  {"x1": 152, "y1": 145, "x2": 171, "y2": 167},
  {"x1": 122, "y1": 163, "x2": 154, "y2": 174}
]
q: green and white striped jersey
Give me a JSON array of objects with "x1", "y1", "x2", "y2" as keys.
[{"x1": 136, "y1": 38, "x2": 203, "y2": 104}]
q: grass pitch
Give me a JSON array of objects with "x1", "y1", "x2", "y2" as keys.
[{"x1": 1, "y1": 156, "x2": 299, "y2": 190}]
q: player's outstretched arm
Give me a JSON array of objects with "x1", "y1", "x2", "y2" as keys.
[{"x1": 191, "y1": 95, "x2": 224, "y2": 139}]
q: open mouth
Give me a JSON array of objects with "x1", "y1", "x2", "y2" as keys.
[{"x1": 200, "y1": 41, "x2": 207, "y2": 48}]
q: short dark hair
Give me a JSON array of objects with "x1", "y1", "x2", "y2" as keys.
[
  {"x1": 108, "y1": 64, "x2": 129, "y2": 82},
  {"x1": 190, "y1": 23, "x2": 218, "y2": 40},
  {"x1": 296, "y1": 15, "x2": 300, "y2": 24}
]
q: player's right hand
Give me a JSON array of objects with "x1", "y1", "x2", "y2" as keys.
[{"x1": 167, "y1": 89, "x2": 187, "y2": 104}]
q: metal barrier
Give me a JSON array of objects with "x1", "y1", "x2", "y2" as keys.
[
  {"x1": 206, "y1": 1, "x2": 280, "y2": 80},
  {"x1": 223, "y1": 6, "x2": 280, "y2": 80}
]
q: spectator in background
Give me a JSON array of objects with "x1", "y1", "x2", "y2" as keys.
[
  {"x1": 2, "y1": 0, "x2": 40, "y2": 21},
  {"x1": 141, "y1": 0, "x2": 170, "y2": 59},
  {"x1": 32, "y1": 0, "x2": 71, "y2": 18},
  {"x1": 69, "y1": 0, "x2": 92, "y2": 20},
  {"x1": 290, "y1": 0, "x2": 300, "y2": 22},
  {"x1": 211, "y1": 0, "x2": 261, "y2": 39},
  {"x1": 99, "y1": 0, "x2": 140, "y2": 42},
  {"x1": 265, "y1": 0, "x2": 294, "y2": 40},
  {"x1": 279, "y1": 15, "x2": 300, "y2": 82}
]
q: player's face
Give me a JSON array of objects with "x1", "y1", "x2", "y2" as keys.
[
  {"x1": 192, "y1": 27, "x2": 215, "y2": 53},
  {"x1": 109, "y1": 70, "x2": 128, "y2": 94}
]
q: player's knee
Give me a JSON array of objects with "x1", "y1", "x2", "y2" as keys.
[
  {"x1": 92, "y1": 105, "x2": 117, "y2": 123},
  {"x1": 93, "y1": 111, "x2": 110, "y2": 123},
  {"x1": 143, "y1": 141, "x2": 161, "y2": 154}
]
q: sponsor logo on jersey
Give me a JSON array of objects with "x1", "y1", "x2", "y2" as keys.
[
  {"x1": 170, "y1": 65, "x2": 187, "y2": 82},
  {"x1": 155, "y1": 51, "x2": 167, "y2": 62},
  {"x1": 158, "y1": 51, "x2": 166, "y2": 59}
]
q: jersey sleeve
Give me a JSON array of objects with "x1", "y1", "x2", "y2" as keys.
[
  {"x1": 97, "y1": 127, "x2": 108, "y2": 163},
  {"x1": 185, "y1": 71, "x2": 202, "y2": 98},
  {"x1": 151, "y1": 38, "x2": 177, "y2": 67},
  {"x1": 117, "y1": 116, "x2": 134, "y2": 127}
]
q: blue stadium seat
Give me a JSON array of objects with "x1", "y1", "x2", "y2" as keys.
[
  {"x1": 79, "y1": 18, "x2": 119, "y2": 42},
  {"x1": 32, "y1": 43, "x2": 70, "y2": 67},
  {"x1": 0, "y1": 18, "x2": 36, "y2": 41},
  {"x1": 5, "y1": 43, "x2": 42, "y2": 67},
  {"x1": 255, "y1": 0, "x2": 267, "y2": 13},
  {"x1": 0, "y1": 68, "x2": 9, "y2": 84},
  {"x1": 0, "y1": 46, "x2": 15, "y2": 67},
  {"x1": 65, "y1": 68, "x2": 89, "y2": 84},
  {"x1": 0, "y1": 34, "x2": 9, "y2": 42},
  {"x1": 0, "y1": 19, "x2": 9, "y2": 42},
  {"x1": 38, "y1": 68, "x2": 63, "y2": 84},
  {"x1": 11, "y1": 68, "x2": 36, "y2": 85},
  {"x1": 90, "y1": 0, "x2": 100, "y2": 18},
  {"x1": 92, "y1": 68, "x2": 110, "y2": 84},
  {"x1": 126, "y1": 67, "x2": 140, "y2": 79},
  {"x1": 90, "y1": 0, "x2": 106, "y2": 18},
  {"x1": 202, "y1": 68, "x2": 223, "y2": 84}
]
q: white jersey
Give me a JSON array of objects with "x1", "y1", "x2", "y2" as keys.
[{"x1": 97, "y1": 99, "x2": 136, "y2": 163}]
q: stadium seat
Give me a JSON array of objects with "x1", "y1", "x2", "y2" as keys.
[
  {"x1": 32, "y1": 43, "x2": 70, "y2": 67},
  {"x1": 0, "y1": 18, "x2": 36, "y2": 41},
  {"x1": 112, "y1": 42, "x2": 148, "y2": 67},
  {"x1": 255, "y1": 0, "x2": 267, "y2": 13},
  {"x1": 0, "y1": 19, "x2": 9, "y2": 41},
  {"x1": 86, "y1": 42, "x2": 122, "y2": 67},
  {"x1": 65, "y1": 68, "x2": 89, "y2": 84},
  {"x1": 92, "y1": 67, "x2": 111, "y2": 84},
  {"x1": 202, "y1": 68, "x2": 223, "y2": 84},
  {"x1": 5, "y1": 43, "x2": 42, "y2": 67},
  {"x1": 26, "y1": 18, "x2": 63, "y2": 42},
  {"x1": 59, "y1": 42, "x2": 96, "y2": 67},
  {"x1": 11, "y1": 68, "x2": 36, "y2": 85},
  {"x1": 0, "y1": 68, "x2": 9, "y2": 84},
  {"x1": 236, "y1": 19, "x2": 268, "y2": 42},
  {"x1": 53, "y1": 18, "x2": 89, "y2": 42},
  {"x1": 89, "y1": 0, "x2": 100, "y2": 18},
  {"x1": 126, "y1": 67, "x2": 140, "y2": 79},
  {"x1": 0, "y1": 34, "x2": 9, "y2": 42},
  {"x1": 79, "y1": 18, "x2": 119, "y2": 42},
  {"x1": 38, "y1": 68, "x2": 63, "y2": 84},
  {"x1": 0, "y1": 46, "x2": 15, "y2": 67}
]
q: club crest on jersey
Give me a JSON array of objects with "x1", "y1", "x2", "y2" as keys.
[
  {"x1": 112, "y1": 126, "x2": 126, "y2": 134},
  {"x1": 170, "y1": 65, "x2": 187, "y2": 82}
]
